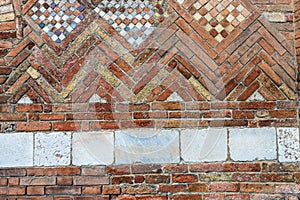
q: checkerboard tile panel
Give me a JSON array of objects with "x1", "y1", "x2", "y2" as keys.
[
  {"x1": 28, "y1": 0, "x2": 85, "y2": 43},
  {"x1": 178, "y1": 0, "x2": 250, "y2": 42},
  {"x1": 94, "y1": 0, "x2": 169, "y2": 48}
]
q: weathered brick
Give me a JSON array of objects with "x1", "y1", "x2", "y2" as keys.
[
  {"x1": 26, "y1": 186, "x2": 44, "y2": 195},
  {"x1": 172, "y1": 174, "x2": 198, "y2": 183},
  {"x1": 102, "y1": 186, "x2": 120, "y2": 195},
  {"x1": 122, "y1": 185, "x2": 157, "y2": 194},
  {"x1": 20, "y1": 177, "x2": 56, "y2": 186},
  {"x1": 209, "y1": 182, "x2": 239, "y2": 192},
  {"x1": 82, "y1": 186, "x2": 101, "y2": 195},
  {"x1": 45, "y1": 186, "x2": 81, "y2": 195},
  {"x1": 145, "y1": 175, "x2": 170, "y2": 184},
  {"x1": 57, "y1": 177, "x2": 73, "y2": 186},
  {"x1": 240, "y1": 183, "x2": 274, "y2": 193},
  {"x1": 159, "y1": 184, "x2": 186, "y2": 193},
  {"x1": 73, "y1": 176, "x2": 109, "y2": 185}
]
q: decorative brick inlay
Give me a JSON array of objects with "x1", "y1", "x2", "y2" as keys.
[
  {"x1": 94, "y1": 0, "x2": 170, "y2": 48},
  {"x1": 28, "y1": 0, "x2": 85, "y2": 43},
  {"x1": 0, "y1": 0, "x2": 298, "y2": 131},
  {"x1": 178, "y1": 0, "x2": 250, "y2": 42}
]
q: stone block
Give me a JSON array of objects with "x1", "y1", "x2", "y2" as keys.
[
  {"x1": 34, "y1": 132, "x2": 71, "y2": 166},
  {"x1": 72, "y1": 132, "x2": 114, "y2": 165},
  {"x1": 181, "y1": 128, "x2": 227, "y2": 162},
  {"x1": 115, "y1": 129, "x2": 179, "y2": 164},
  {"x1": 277, "y1": 128, "x2": 300, "y2": 162},
  {"x1": 0, "y1": 133, "x2": 33, "y2": 167},
  {"x1": 229, "y1": 128, "x2": 276, "y2": 161}
]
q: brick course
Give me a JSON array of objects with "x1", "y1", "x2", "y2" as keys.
[{"x1": 0, "y1": 163, "x2": 297, "y2": 198}]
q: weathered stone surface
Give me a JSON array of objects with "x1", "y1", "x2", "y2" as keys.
[
  {"x1": 277, "y1": 128, "x2": 300, "y2": 162},
  {"x1": 34, "y1": 132, "x2": 71, "y2": 166},
  {"x1": 181, "y1": 128, "x2": 227, "y2": 162},
  {"x1": 72, "y1": 132, "x2": 114, "y2": 165},
  {"x1": 0, "y1": 133, "x2": 33, "y2": 167},
  {"x1": 229, "y1": 128, "x2": 276, "y2": 161},
  {"x1": 115, "y1": 129, "x2": 179, "y2": 164}
]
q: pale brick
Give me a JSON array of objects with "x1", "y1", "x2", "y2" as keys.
[
  {"x1": 115, "y1": 129, "x2": 179, "y2": 164},
  {"x1": 0, "y1": 133, "x2": 33, "y2": 167},
  {"x1": 34, "y1": 132, "x2": 71, "y2": 166},
  {"x1": 181, "y1": 128, "x2": 227, "y2": 162},
  {"x1": 263, "y1": 12, "x2": 286, "y2": 22},
  {"x1": 229, "y1": 128, "x2": 276, "y2": 161},
  {"x1": 277, "y1": 128, "x2": 300, "y2": 162},
  {"x1": 72, "y1": 132, "x2": 114, "y2": 165}
]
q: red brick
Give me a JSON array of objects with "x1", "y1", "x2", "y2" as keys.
[
  {"x1": 82, "y1": 186, "x2": 101, "y2": 195},
  {"x1": 118, "y1": 195, "x2": 135, "y2": 200},
  {"x1": 7, "y1": 177, "x2": 18, "y2": 186},
  {"x1": 8, "y1": 187, "x2": 25, "y2": 195},
  {"x1": 223, "y1": 163, "x2": 261, "y2": 172},
  {"x1": 232, "y1": 173, "x2": 260, "y2": 182},
  {"x1": 188, "y1": 183, "x2": 208, "y2": 192},
  {"x1": 39, "y1": 114, "x2": 65, "y2": 121},
  {"x1": 239, "y1": 102, "x2": 276, "y2": 109},
  {"x1": 145, "y1": 175, "x2": 170, "y2": 184},
  {"x1": 132, "y1": 164, "x2": 162, "y2": 174},
  {"x1": 57, "y1": 177, "x2": 73, "y2": 186},
  {"x1": 26, "y1": 186, "x2": 44, "y2": 195},
  {"x1": 0, "y1": 114, "x2": 26, "y2": 121},
  {"x1": 16, "y1": 122, "x2": 51, "y2": 131},
  {"x1": 44, "y1": 167, "x2": 80, "y2": 176},
  {"x1": 190, "y1": 163, "x2": 223, "y2": 172},
  {"x1": 20, "y1": 177, "x2": 55, "y2": 186},
  {"x1": 240, "y1": 183, "x2": 274, "y2": 193},
  {"x1": 159, "y1": 184, "x2": 186, "y2": 193},
  {"x1": 90, "y1": 121, "x2": 119, "y2": 130},
  {"x1": 0, "y1": 187, "x2": 6, "y2": 196},
  {"x1": 73, "y1": 176, "x2": 109, "y2": 185},
  {"x1": 123, "y1": 185, "x2": 157, "y2": 194},
  {"x1": 45, "y1": 186, "x2": 81, "y2": 195},
  {"x1": 52, "y1": 122, "x2": 80, "y2": 131},
  {"x1": 226, "y1": 194, "x2": 250, "y2": 200},
  {"x1": 107, "y1": 165, "x2": 130, "y2": 175},
  {"x1": 135, "y1": 195, "x2": 167, "y2": 200},
  {"x1": 295, "y1": 173, "x2": 300, "y2": 183},
  {"x1": 260, "y1": 173, "x2": 294, "y2": 182},
  {"x1": 172, "y1": 174, "x2": 198, "y2": 183},
  {"x1": 152, "y1": 102, "x2": 184, "y2": 110},
  {"x1": 0, "y1": 168, "x2": 26, "y2": 177},
  {"x1": 169, "y1": 194, "x2": 202, "y2": 200},
  {"x1": 0, "y1": 178, "x2": 7, "y2": 186},
  {"x1": 233, "y1": 110, "x2": 255, "y2": 119},
  {"x1": 112, "y1": 176, "x2": 134, "y2": 184},
  {"x1": 163, "y1": 164, "x2": 188, "y2": 173},
  {"x1": 82, "y1": 166, "x2": 106, "y2": 176},
  {"x1": 26, "y1": 168, "x2": 44, "y2": 176},
  {"x1": 102, "y1": 186, "x2": 120, "y2": 195},
  {"x1": 209, "y1": 182, "x2": 239, "y2": 192}
]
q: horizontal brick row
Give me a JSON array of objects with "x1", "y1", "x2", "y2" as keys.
[
  {"x1": 0, "y1": 102, "x2": 298, "y2": 132},
  {"x1": 0, "y1": 162, "x2": 298, "y2": 198}
]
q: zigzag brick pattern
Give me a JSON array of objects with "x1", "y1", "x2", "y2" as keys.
[{"x1": 0, "y1": 0, "x2": 298, "y2": 131}]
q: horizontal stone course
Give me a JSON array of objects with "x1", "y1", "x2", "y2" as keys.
[{"x1": 0, "y1": 128, "x2": 298, "y2": 167}]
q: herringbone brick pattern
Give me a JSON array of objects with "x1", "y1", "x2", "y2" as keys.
[{"x1": 0, "y1": 0, "x2": 298, "y2": 131}]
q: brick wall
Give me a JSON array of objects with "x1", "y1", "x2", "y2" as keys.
[
  {"x1": 0, "y1": 163, "x2": 299, "y2": 199},
  {"x1": 0, "y1": 0, "x2": 300, "y2": 198}
]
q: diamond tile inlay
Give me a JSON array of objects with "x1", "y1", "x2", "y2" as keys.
[
  {"x1": 178, "y1": 0, "x2": 250, "y2": 42},
  {"x1": 94, "y1": 0, "x2": 169, "y2": 48},
  {"x1": 28, "y1": 0, "x2": 85, "y2": 43}
]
